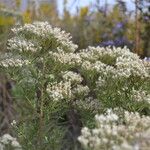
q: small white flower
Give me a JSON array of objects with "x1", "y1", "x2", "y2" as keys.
[
  {"x1": 1, "y1": 134, "x2": 14, "y2": 144},
  {"x1": 0, "y1": 134, "x2": 22, "y2": 150},
  {"x1": 11, "y1": 120, "x2": 17, "y2": 126},
  {"x1": 12, "y1": 140, "x2": 22, "y2": 148}
]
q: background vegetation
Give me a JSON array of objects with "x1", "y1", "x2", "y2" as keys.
[{"x1": 0, "y1": 0, "x2": 150, "y2": 57}]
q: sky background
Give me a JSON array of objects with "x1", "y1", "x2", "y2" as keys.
[
  {"x1": 57, "y1": 0, "x2": 135, "y2": 15},
  {"x1": 19, "y1": 0, "x2": 135, "y2": 14}
]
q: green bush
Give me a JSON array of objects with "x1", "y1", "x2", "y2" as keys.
[{"x1": 0, "y1": 22, "x2": 149, "y2": 150}]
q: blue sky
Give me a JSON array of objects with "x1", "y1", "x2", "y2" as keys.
[
  {"x1": 57, "y1": 0, "x2": 135, "y2": 15},
  {"x1": 20, "y1": 0, "x2": 135, "y2": 14}
]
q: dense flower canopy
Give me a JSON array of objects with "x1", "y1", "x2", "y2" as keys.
[
  {"x1": 78, "y1": 109, "x2": 150, "y2": 150},
  {"x1": 0, "y1": 22, "x2": 150, "y2": 150}
]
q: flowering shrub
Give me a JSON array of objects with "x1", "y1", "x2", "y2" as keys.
[
  {"x1": 0, "y1": 134, "x2": 22, "y2": 150},
  {"x1": 0, "y1": 22, "x2": 149, "y2": 149},
  {"x1": 78, "y1": 109, "x2": 150, "y2": 150}
]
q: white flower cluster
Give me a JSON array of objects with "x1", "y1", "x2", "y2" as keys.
[
  {"x1": 0, "y1": 134, "x2": 22, "y2": 150},
  {"x1": 47, "y1": 81, "x2": 72, "y2": 101},
  {"x1": 79, "y1": 46, "x2": 116, "y2": 61},
  {"x1": 78, "y1": 109, "x2": 150, "y2": 150},
  {"x1": 73, "y1": 97, "x2": 100, "y2": 112},
  {"x1": 143, "y1": 59, "x2": 150, "y2": 75},
  {"x1": 95, "y1": 109, "x2": 119, "y2": 125},
  {"x1": 96, "y1": 76, "x2": 106, "y2": 87},
  {"x1": 0, "y1": 53, "x2": 30, "y2": 67},
  {"x1": 11, "y1": 120, "x2": 17, "y2": 126},
  {"x1": 82, "y1": 60, "x2": 118, "y2": 79},
  {"x1": 72, "y1": 85, "x2": 90, "y2": 97},
  {"x1": 49, "y1": 50, "x2": 82, "y2": 66},
  {"x1": 47, "y1": 80, "x2": 90, "y2": 101},
  {"x1": 11, "y1": 22, "x2": 78, "y2": 52},
  {"x1": 62, "y1": 71, "x2": 83, "y2": 84},
  {"x1": 0, "y1": 58, "x2": 29, "y2": 68},
  {"x1": 131, "y1": 88, "x2": 150, "y2": 104},
  {"x1": 116, "y1": 55, "x2": 148, "y2": 78},
  {"x1": 7, "y1": 37, "x2": 41, "y2": 52},
  {"x1": 79, "y1": 46, "x2": 148, "y2": 78}
]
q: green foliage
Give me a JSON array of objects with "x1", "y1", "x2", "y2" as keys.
[
  {"x1": 0, "y1": 0, "x2": 150, "y2": 149},
  {"x1": 0, "y1": 21, "x2": 150, "y2": 149}
]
